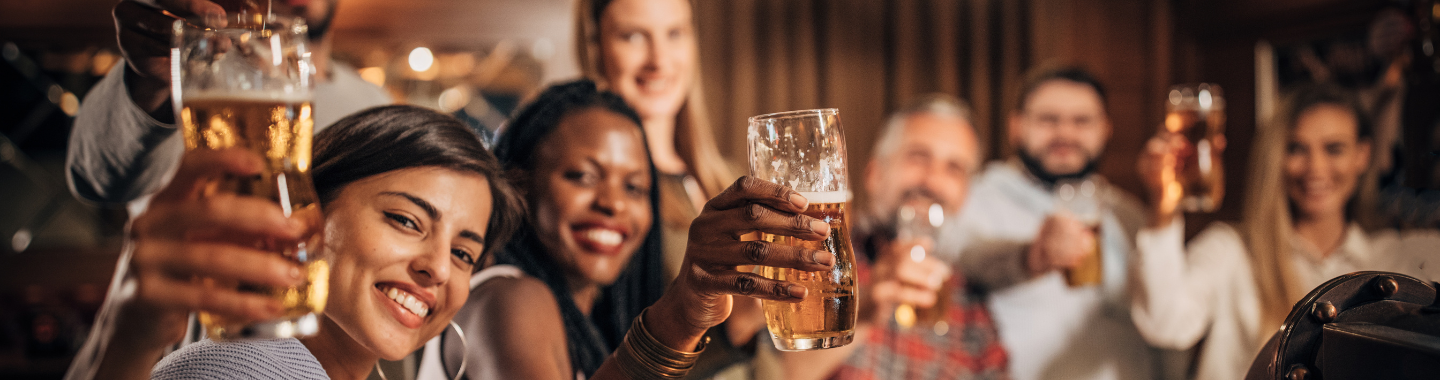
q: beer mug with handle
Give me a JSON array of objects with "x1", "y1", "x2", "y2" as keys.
[
  {"x1": 748, "y1": 109, "x2": 859, "y2": 351},
  {"x1": 1164, "y1": 83, "x2": 1226, "y2": 212},
  {"x1": 172, "y1": 15, "x2": 327, "y2": 340}
]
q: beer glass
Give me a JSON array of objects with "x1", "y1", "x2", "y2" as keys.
[
  {"x1": 172, "y1": 16, "x2": 327, "y2": 340},
  {"x1": 892, "y1": 199, "x2": 952, "y2": 336},
  {"x1": 1164, "y1": 84, "x2": 1226, "y2": 212},
  {"x1": 748, "y1": 109, "x2": 859, "y2": 351},
  {"x1": 1055, "y1": 178, "x2": 1102, "y2": 287}
]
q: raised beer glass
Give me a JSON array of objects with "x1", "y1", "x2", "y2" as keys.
[
  {"x1": 1054, "y1": 178, "x2": 1103, "y2": 287},
  {"x1": 171, "y1": 16, "x2": 327, "y2": 340},
  {"x1": 1164, "y1": 84, "x2": 1226, "y2": 212},
  {"x1": 893, "y1": 198, "x2": 952, "y2": 335},
  {"x1": 748, "y1": 109, "x2": 859, "y2": 351}
]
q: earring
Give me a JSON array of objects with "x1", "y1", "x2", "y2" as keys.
[
  {"x1": 375, "y1": 321, "x2": 468, "y2": 380},
  {"x1": 446, "y1": 320, "x2": 470, "y2": 379}
]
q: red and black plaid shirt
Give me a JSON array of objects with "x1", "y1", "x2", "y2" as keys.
[{"x1": 829, "y1": 228, "x2": 1009, "y2": 380}]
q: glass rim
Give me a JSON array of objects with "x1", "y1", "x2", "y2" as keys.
[
  {"x1": 748, "y1": 108, "x2": 839, "y2": 123},
  {"x1": 171, "y1": 16, "x2": 309, "y2": 35}
]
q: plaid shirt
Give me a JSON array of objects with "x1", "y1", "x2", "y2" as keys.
[{"x1": 829, "y1": 228, "x2": 1009, "y2": 380}]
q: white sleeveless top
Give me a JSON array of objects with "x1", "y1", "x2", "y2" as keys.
[{"x1": 415, "y1": 264, "x2": 524, "y2": 380}]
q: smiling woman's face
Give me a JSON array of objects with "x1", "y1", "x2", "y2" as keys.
[
  {"x1": 528, "y1": 107, "x2": 653, "y2": 291},
  {"x1": 319, "y1": 166, "x2": 495, "y2": 360},
  {"x1": 597, "y1": 0, "x2": 697, "y2": 123},
  {"x1": 1284, "y1": 104, "x2": 1371, "y2": 222}
]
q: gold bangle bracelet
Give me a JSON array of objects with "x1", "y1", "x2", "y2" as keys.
[{"x1": 615, "y1": 308, "x2": 709, "y2": 380}]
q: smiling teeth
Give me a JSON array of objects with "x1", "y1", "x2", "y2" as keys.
[
  {"x1": 381, "y1": 286, "x2": 429, "y2": 317},
  {"x1": 583, "y1": 229, "x2": 622, "y2": 247}
]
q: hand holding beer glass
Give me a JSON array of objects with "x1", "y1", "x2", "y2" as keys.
[
  {"x1": 1055, "y1": 178, "x2": 1103, "y2": 287},
  {"x1": 748, "y1": 109, "x2": 859, "y2": 351},
  {"x1": 891, "y1": 199, "x2": 952, "y2": 334},
  {"x1": 171, "y1": 15, "x2": 326, "y2": 339}
]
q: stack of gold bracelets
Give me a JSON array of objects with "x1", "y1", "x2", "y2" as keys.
[{"x1": 613, "y1": 309, "x2": 709, "y2": 379}]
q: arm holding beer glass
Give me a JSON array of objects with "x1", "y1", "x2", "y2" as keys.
[
  {"x1": 88, "y1": 149, "x2": 310, "y2": 380},
  {"x1": 957, "y1": 213, "x2": 1097, "y2": 290},
  {"x1": 591, "y1": 177, "x2": 840, "y2": 379},
  {"x1": 70, "y1": 0, "x2": 384, "y2": 204}
]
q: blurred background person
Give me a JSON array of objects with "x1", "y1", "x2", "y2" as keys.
[
  {"x1": 779, "y1": 95, "x2": 1007, "y2": 380},
  {"x1": 1131, "y1": 84, "x2": 1440, "y2": 380},
  {"x1": 951, "y1": 67, "x2": 1158, "y2": 380}
]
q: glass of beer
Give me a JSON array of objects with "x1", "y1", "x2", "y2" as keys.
[
  {"x1": 1055, "y1": 178, "x2": 1102, "y2": 287},
  {"x1": 171, "y1": 16, "x2": 327, "y2": 340},
  {"x1": 748, "y1": 109, "x2": 859, "y2": 351},
  {"x1": 893, "y1": 199, "x2": 952, "y2": 336},
  {"x1": 1164, "y1": 84, "x2": 1226, "y2": 212}
]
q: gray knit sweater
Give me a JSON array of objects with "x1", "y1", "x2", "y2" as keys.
[{"x1": 150, "y1": 338, "x2": 329, "y2": 380}]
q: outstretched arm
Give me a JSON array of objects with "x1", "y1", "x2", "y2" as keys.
[
  {"x1": 77, "y1": 149, "x2": 309, "y2": 380},
  {"x1": 592, "y1": 177, "x2": 837, "y2": 379}
]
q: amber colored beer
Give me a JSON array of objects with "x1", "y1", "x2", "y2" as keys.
[
  {"x1": 1164, "y1": 85, "x2": 1226, "y2": 213},
  {"x1": 757, "y1": 192, "x2": 858, "y2": 351},
  {"x1": 179, "y1": 95, "x2": 328, "y2": 339},
  {"x1": 1062, "y1": 223, "x2": 1103, "y2": 287}
]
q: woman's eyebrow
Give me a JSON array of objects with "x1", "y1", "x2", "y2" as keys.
[
  {"x1": 460, "y1": 230, "x2": 485, "y2": 246},
  {"x1": 380, "y1": 191, "x2": 439, "y2": 220}
]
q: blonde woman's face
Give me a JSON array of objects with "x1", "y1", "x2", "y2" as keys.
[
  {"x1": 1283, "y1": 104, "x2": 1371, "y2": 222},
  {"x1": 598, "y1": 0, "x2": 697, "y2": 123}
]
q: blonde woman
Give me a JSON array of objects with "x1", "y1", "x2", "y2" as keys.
[{"x1": 1131, "y1": 84, "x2": 1440, "y2": 380}]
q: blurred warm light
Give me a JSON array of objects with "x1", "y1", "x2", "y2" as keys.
[
  {"x1": 91, "y1": 51, "x2": 119, "y2": 76},
  {"x1": 409, "y1": 47, "x2": 434, "y2": 72},
  {"x1": 60, "y1": 92, "x2": 79, "y2": 116},
  {"x1": 532, "y1": 38, "x2": 555, "y2": 61},
  {"x1": 439, "y1": 53, "x2": 476, "y2": 79},
  {"x1": 359, "y1": 66, "x2": 386, "y2": 87},
  {"x1": 438, "y1": 86, "x2": 472, "y2": 112}
]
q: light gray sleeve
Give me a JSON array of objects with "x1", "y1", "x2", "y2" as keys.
[
  {"x1": 66, "y1": 64, "x2": 183, "y2": 205},
  {"x1": 957, "y1": 239, "x2": 1032, "y2": 291}
]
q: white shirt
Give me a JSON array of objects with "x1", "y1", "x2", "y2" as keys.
[
  {"x1": 1131, "y1": 219, "x2": 1440, "y2": 380},
  {"x1": 953, "y1": 161, "x2": 1158, "y2": 380}
]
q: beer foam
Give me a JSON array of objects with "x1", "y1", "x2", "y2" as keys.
[
  {"x1": 184, "y1": 90, "x2": 312, "y2": 103},
  {"x1": 798, "y1": 191, "x2": 849, "y2": 204}
]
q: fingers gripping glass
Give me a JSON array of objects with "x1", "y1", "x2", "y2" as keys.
[
  {"x1": 172, "y1": 16, "x2": 327, "y2": 340},
  {"x1": 748, "y1": 109, "x2": 859, "y2": 351}
]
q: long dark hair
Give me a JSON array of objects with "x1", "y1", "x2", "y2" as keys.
[
  {"x1": 492, "y1": 79, "x2": 666, "y2": 377},
  {"x1": 310, "y1": 105, "x2": 523, "y2": 261}
]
